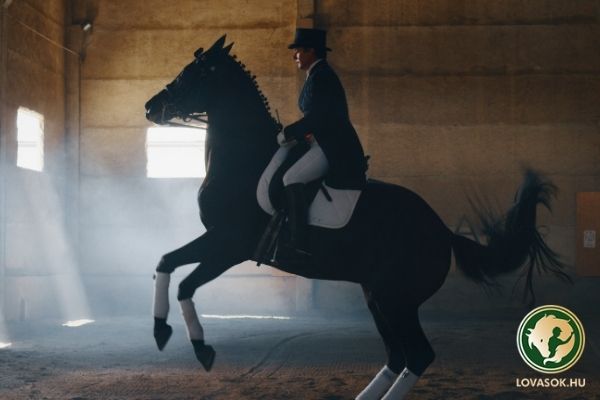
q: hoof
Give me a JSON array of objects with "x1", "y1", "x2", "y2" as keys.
[
  {"x1": 192, "y1": 340, "x2": 216, "y2": 371},
  {"x1": 153, "y1": 322, "x2": 173, "y2": 351}
]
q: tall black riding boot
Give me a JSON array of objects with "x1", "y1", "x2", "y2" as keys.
[{"x1": 284, "y1": 183, "x2": 310, "y2": 256}]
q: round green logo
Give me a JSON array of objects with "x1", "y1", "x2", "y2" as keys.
[{"x1": 517, "y1": 305, "x2": 585, "y2": 374}]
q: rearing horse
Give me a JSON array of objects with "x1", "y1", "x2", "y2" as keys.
[{"x1": 145, "y1": 36, "x2": 568, "y2": 399}]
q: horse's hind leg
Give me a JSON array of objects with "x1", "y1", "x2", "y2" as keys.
[
  {"x1": 379, "y1": 303, "x2": 434, "y2": 400},
  {"x1": 358, "y1": 286, "x2": 437, "y2": 400},
  {"x1": 356, "y1": 286, "x2": 403, "y2": 400},
  {"x1": 374, "y1": 233, "x2": 450, "y2": 398}
]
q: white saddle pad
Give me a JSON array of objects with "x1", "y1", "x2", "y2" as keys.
[{"x1": 257, "y1": 146, "x2": 361, "y2": 229}]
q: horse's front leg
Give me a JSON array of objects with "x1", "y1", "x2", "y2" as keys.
[
  {"x1": 153, "y1": 227, "x2": 251, "y2": 370},
  {"x1": 152, "y1": 228, "x2": 235, "y2": 351},
  {"x1": 153, "y1": 232, "x2": 209, "y2": 351},
  {"x1": 177, "y1": 257, "x2": 243, "y2": 371}
]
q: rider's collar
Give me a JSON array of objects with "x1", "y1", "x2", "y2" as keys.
[{"x1": 306, "y1": 59, "x2": 324, "y2": 79}]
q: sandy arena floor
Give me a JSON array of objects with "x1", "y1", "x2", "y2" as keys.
[{"x1": 0, "y1": 314, "x2": 598, "y2": 399}]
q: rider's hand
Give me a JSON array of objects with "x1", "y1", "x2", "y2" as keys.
[
  {"x1": 277, "y1": 131, "x2": 288, "y2": 145},
  {"x1": 277, "y1": 130, "x2": 297, "y2": 147}
]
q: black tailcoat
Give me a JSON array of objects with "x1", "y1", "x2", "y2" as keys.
[{"x1": 284, "y1": 60, "x2": 367, "y2": 189}]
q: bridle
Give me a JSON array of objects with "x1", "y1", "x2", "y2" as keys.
[
  {"x1": 158, "y1": 89, "x2": 209, "y2": 130},
  {"x1": 164, "y1": 115, "x2": 208, "y2": 130}
]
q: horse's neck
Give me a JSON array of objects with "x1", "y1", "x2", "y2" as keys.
[{"x1": 204, "y1": 102, "x2": 278, "y2": 186}]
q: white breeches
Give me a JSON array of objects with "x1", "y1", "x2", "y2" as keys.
[{"x1": 282, "y1": 140, "x2": 329, "y2": 186}]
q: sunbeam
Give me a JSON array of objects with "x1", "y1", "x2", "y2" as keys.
[
  {"x1": 201, "y1": 314, "x2": 291, "y2": 320},
  {"x1": 62, "y1": 319, "x2": 95, "y2": 328},
  {"x1": 19, "y1": 171, "x2": 92, "y2": 323}
]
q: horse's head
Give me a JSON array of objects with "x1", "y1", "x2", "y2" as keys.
[{"x1": 145, "y1": 35, "x2": 233, "y2": 125}]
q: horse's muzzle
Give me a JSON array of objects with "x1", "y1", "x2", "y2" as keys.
[{"x1": 145, "y1": 89, "x2": 172, "y2": 124}]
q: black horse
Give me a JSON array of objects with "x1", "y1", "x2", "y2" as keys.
[{"x1": 145, "y1": 36, "x2": 568, "y2": 397}]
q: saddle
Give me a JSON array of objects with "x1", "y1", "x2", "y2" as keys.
[{"x1": 254, "y1": 142, "x2": 362, "y2": 265}]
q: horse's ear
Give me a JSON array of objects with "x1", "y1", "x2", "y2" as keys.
[
  {"x1": 207, "y1": 35, "x2": 227, "y2": 53},
  {"x1": 194, "y1": 47, "x2": 204, "y2": 58},
  {"x1": 223, "y1": 42, "x2": 234, "y2": 55}
]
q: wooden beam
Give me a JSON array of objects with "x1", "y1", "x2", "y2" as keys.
[
  {"x1": 0, "y1": 3, "x2": 8, "y2": 317},
  {"x1": 297, "y1": 0, "x2": 314, "y2": 28}
]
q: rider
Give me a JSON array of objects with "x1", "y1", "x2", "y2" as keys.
[{"x1": 281, "y1": 28, "x2": 367, "y2": 260}]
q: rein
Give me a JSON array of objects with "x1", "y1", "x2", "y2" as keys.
[{"x1": 165, "y1": 116, "x2": 208, "y2": 130}]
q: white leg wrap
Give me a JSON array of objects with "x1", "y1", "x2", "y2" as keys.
[
  {"x1": 356, "y1": 366, "x2": 398, "y2": 400},
  {"x1": 380, "y1": 368, "x2": 419, "y2": 400},
  {"x1": 179, "y1": 298, "x2": 204, "y2": 341},
  {"x1": 153, "y1": 272, "x2": 170, "y2": 319}
]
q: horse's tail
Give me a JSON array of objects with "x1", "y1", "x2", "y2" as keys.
[{"x1": 451, "y1": 169, "x2": 572, "y2": 301}]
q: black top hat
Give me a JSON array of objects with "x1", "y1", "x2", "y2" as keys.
[{"x1": 288, "y1": 28, "x2": 332, "y2": 51}]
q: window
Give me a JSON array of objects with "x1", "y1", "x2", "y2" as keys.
[
  {"x1": 146, "y1": 127, "x2": 206, "y2": 178},
  {"x1": 16, "y1": 107, "x2": 44, "y2": 171}
]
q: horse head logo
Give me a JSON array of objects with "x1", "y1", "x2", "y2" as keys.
[
  {"x1": 526, "y1": 314, "x2": 575, "y2": 365},
  {"x1": 518, "y1": 306, "x2": 584, "y2": 373}
]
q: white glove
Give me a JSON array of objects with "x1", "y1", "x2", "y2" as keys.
[
  {"x1": 277, "y1": 131, "x2": 286, "y2": 145},
  {"x1": 277, "y1": 131, "x2": 295, "y2": 147}
]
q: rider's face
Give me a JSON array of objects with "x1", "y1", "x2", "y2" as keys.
[{"x1": 293, "y1": 47, "x2": 317, "y2": 70}]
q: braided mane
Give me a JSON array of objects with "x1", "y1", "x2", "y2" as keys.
[{"x1": 226, "y1": 53, "x2": 282, "y2": 132}]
